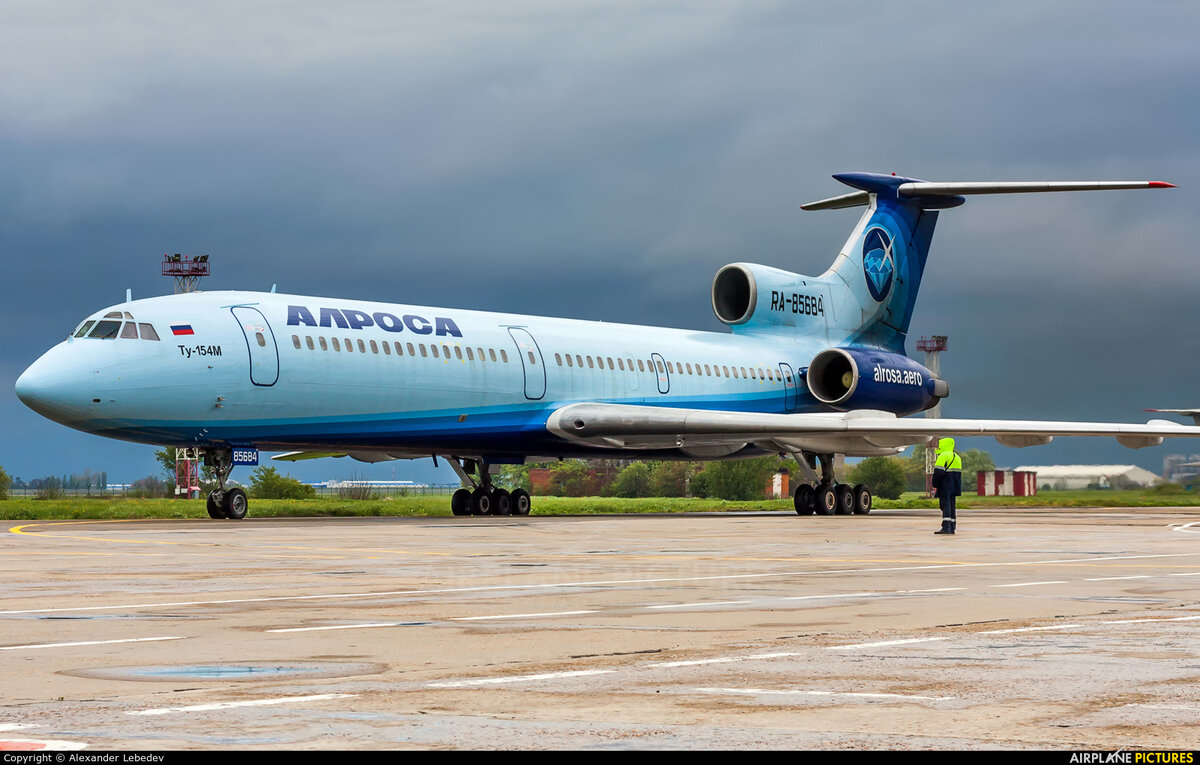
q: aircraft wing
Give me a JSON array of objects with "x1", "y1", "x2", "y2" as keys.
[
  {"x1": 546, "y1": 403, "x2": 1200, "y2": 456},
  {"x1": 273, "y1": 450, "x2": 420, "y2": 463}
]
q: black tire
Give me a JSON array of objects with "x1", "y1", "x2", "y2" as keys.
[
  {"x1": 491, "y1": 488, "x2": 512, "y2": 516},
  {"x1": 510, "y1": 489, "x2": 532, "y2": 516},
  {"x1": 451, "y1": 488, "x2": 472, "y2": 516},
  {"x1": 206, "y1": 492, "x2": 228, "y2": 519},
  {"x1": 813, "y1": 484, "x2": 836, "y2": 515},
  {"x1": 223, "y1": 488, "x2": 248, "y2": 520},
  {"x1": 834, "y1": 484, "x2": 854, "y2": 515},
  {"x1": 793, "y1": 484, "x2": 814, "y2": 515},
  {"x1": 470, "y1": 488, "x2": 492, "y2": 516},
  {"x1": 852, "y1": 484, "x2": 872, "y2": 514}
]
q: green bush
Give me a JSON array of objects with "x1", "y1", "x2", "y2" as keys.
[
  {"x1": 698, "y1": 457, "x2": 776, "y2": 501},
  {"x1": 611, "y1": 462, "x2": 653, "y2": 498},
  {"x1": 249, "y1": 467, "x2": 316, "y2": 499},
  {"x1": 0, "y1": 466, "x2": 10, "y2": 500},
  {"x1": 846, "y1": 457, "x2": 906, "y2": 499}
]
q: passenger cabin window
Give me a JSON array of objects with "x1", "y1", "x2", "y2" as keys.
[
  {"x1": 306, "y1": 336, "x2": 314, "y2": 350},
  {"x1": 332, "y1": 338, "x2": 341, "y2": 351},
  {"x1": 292, "y1": 335, "x2": 301, "y2": 349},
  {"x1": 500, "y1": 349, "x2": 508, "y2": 363},
  {"x1": 382, "y1": 342, "x2": 390, "y2": 355},
  {"x1": 256, "y1": 332, "x2": 266, "y2": 347},
  {"x1": 370, "y1": 340, "x2": 378, "y2": 354}
]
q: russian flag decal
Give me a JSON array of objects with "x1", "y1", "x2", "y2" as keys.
[{"x1": 171, "y1": 324, "x2": 195, "y2": 336}]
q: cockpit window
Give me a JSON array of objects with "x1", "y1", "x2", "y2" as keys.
[
  {"x1": 74, "y1": 320, "x2": 96, "y2": 338},
  {"x1": 88, "y1": 320, "x2": 122, "y2": 339},
  {"x1": 104, "y1": 312, "x2": 123, "y2": 319},
  {"x1": 120, "y1": 322, "x2": 138, "y2": 339},
  {"x1": 138, "y1": 323, "x2": 160, "y2": 341}
]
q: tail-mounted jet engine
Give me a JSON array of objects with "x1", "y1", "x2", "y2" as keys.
[{"x1": 807, "y1": 348, "x2": 948, "y2": 416}]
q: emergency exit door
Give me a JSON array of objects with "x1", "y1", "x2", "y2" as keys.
[
  {"x1": 779, "y1": 362, "x2": 797, "y2": 412},
  {"x1": 231, "y1": 306, "x2": 279, "y2": 387},
  {"x1": 507, "y1": 327, "x2": 546, "y2": 400}
]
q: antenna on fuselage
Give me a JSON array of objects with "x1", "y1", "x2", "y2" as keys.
[{"x1": 162, "y1": 253, "x2": 210, "y2": 294}]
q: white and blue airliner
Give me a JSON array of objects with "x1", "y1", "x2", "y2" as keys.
[{"x1": 16, "y1": 173, "x2": 1199, "y2": 519}]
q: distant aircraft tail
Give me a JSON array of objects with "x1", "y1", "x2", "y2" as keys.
[{"x1": 802, "y1": 173, "x2": 1174, "y2": 352}]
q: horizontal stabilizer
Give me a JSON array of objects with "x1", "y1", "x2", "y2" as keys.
[
  {"x1": 899, "y1": 180, "x2": 1175, "y2": 196},
  {"x1": 801, "y1": 173, "x2": 1174, "y2": 210}
]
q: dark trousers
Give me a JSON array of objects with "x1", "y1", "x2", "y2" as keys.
[{"x1": 939, "y1": 494, "x2": 957, "y2": 528}]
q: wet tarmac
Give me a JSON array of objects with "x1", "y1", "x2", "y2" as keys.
[{"x1": 1, "y1": 507, "x2": 1198, "y2": 750}]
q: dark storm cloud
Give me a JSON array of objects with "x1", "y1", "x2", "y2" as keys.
[{"x1": 3, "y1": 1, "x2": 1199, "y2": 483}]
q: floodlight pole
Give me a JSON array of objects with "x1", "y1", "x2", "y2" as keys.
[
  {"x1": 917, "y1": 335, "x2": 948, "y2": 496},
  {"x1": 162, "y1": 253, "x2": 210, "y2": 294}
]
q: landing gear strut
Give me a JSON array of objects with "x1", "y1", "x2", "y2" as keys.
[
  {"x1": 447, "y1": 458, "x2": 532, "y2": 517},
  {"x1": 791, "y1": 452, "x2": 872, "y2": 517},
  {"x1": 203, "y1": 448, "x2": 248, "y2": 520}
]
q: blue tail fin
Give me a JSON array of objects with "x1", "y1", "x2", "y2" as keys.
[
  {"x1": 821, "y1": 174, "x2": 949, "y2": 352},
  {"x1": 799, "y1": 172, "x2": 1171, "y2": 353}
]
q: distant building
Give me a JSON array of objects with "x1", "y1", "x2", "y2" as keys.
[
  {"x1": 976, "y1": 470, "x2": 1037, "y2": 497},
  {"x1": 1163, "y1": 454, "x2": 1200, "y2": 486},
  {"x1": 1015, "y1": 465, "x2": 1162, "y2": 491}
]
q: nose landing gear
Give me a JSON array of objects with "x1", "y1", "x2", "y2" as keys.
[{"x1": 202, "y1": 448, "x2": 249, "y2": 520}]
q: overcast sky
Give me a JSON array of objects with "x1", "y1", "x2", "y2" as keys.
[{"x1": 3, "y1": 1, "x2": 1199, "y2": 487}]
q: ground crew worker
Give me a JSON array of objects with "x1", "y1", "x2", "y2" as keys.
[{"x1": 932, "y1": 437, "x2": 963, "y2": 535}]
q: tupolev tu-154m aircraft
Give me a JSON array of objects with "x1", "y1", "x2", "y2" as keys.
[{"x1": 16, "y1": 172, "x2": 1200, "y2": 520}]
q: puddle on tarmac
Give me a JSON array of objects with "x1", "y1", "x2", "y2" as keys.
[{"x1": 66, "y1": 661, "x2": 385, "y2": 682}]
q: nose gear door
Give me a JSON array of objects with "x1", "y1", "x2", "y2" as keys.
[{"x1": 231, "y1": 306, "x2": 279, "y2": 387}]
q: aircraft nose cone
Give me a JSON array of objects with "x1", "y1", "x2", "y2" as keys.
[{"x1": 15, "y1": 348, "x2": 92, "y2": 425}]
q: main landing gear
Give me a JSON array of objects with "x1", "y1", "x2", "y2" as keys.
[
  {"x1": 447, "y1": 458, "x2": 532, "y2": 517},
  {"x1": 792, "y1": 452, "x2": 872, "y2": 516},
  {"x1": 203, "y1": 448, "x2": 249, "y2": 520}
]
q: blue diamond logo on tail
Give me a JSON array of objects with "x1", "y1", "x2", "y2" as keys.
[{"x1": 862, "y1": 227, "x2": 895, "y2": 302}]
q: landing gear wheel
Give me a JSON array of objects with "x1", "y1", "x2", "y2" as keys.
[
  {"x1": 834, "y1": 484, "x2": 854, "y2": 515},
  {"x1": 813, "y1": 484, "x2": 837, "y2": 515},
  {"x1": 510, "y1": 489, "x2": 532, "y2": 516},
  {"x1": 470, "y1": 488, "x2": 493, "y2": 516},
  {"x1": 491, "y1": 488, "x2": 512, "y2": 516},
  {"x1": 206, "y1": 492, "x2": 228, "y2": 519},
  {"x1": 451, "y1": 488, "x2": 472, "y2": 516},
  {"x1": 852, "y1": 484, "x2": 872, "y2": 514},
  {"x1": 222, "y1": 488, "x2": 248, "y2": 520},
  {"x1": 793, "y1": 484, "x2": 814, "y2": 515}
]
